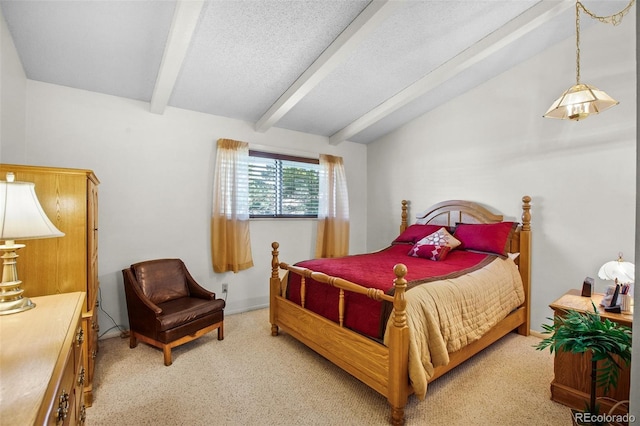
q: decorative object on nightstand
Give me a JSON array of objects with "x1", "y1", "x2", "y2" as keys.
[
  {"x1": 598, "y1": 253, "x2": 634, "y2": 313},
  {"x1": 0, "y1": 172, "x2": 64, "y2": 315},
  {"x1": 536, "y1": 299, "x2": 632, "y2": 423},
  {"x1": 580, "y1": 277, "x2": 594, "y2": 297}
]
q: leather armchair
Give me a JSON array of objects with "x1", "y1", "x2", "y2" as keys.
[{"x1": 123, "y1": 258, "x2": 225, "y2": 365}]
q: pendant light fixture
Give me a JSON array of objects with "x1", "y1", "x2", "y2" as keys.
[{"x1": 543, "y1": 0, "x2": 635, "y2": 121}]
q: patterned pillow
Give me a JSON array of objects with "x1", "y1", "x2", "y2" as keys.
[
  {"x1": 408, "y1": 243, "x2": 451, "y2": 261},
  {"x1": 419, "y1": 227, "x2": 461, "y2": 249},
  {"x1": 407, "y1": 227, "x2": 461, "y2": 261}
]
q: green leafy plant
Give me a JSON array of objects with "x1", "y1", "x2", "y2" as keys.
[{"x1": 536, "y1": 303, "x2": 632, "y2": 418}]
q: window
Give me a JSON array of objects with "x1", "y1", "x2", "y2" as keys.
[{"x1": 248, "y1": 150, "x2": 319, "y2": 218}]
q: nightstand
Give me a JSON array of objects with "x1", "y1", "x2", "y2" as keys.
[{"x1": 548, "y1": 289, "x2": 632, "y2": 414}]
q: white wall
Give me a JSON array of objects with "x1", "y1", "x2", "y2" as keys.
[
  {"x1": 2, "y1": 80, "x2": 367, "y2": 336},
  {"x1": 0, "y1": 6, "x2": 26, "y2": 154},
  {"x1": 367, "y1": 15, "x2": 636, "y2": 336}
]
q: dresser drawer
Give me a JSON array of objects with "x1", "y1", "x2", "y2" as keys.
[{"x1": 47, "y1": 348, "x2": 77, "y2": 426}]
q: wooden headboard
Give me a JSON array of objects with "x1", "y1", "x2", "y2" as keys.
[
  {"x1": 415, "y1": 199, "x2": 504, "y2": 226},
  {"x1": 399, "y1": 196, "x2": 531, "y2": 254}
]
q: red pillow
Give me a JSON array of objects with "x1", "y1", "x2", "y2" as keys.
[
  {"x1": 393, "y1": 224, "x2": 444, "y2": 244},
  {"x1": 453, "y1": 222, "x2": 517, "y2": 257},
  {"x1": 408, "y1": 243, "x2": 451, "y2": 261}
]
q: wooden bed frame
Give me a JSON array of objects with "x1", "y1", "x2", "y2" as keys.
[{"x1": 269, "y1": 196, "x2": 531, "y2": 425}]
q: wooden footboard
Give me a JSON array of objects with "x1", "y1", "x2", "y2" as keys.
[
  {"x1": 270, "y1": 243, "x2": 411, "y2": 425},
  {"x1": 269, "y1": 196, "x2": 532, "y2": 425}
]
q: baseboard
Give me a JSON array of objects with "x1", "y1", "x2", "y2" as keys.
[
  {"x1": 224, "y1": 303, "x2": 268, "y2": 316},
  {"x1": 529, "y1": 330, "x2": 546, "y2": 339},
  {"x1": 100, "y1": 329, "x2": 126, "y2": 339},
  {"x1": 99, "y1": 303, "x2": 270, "y2": 340}
]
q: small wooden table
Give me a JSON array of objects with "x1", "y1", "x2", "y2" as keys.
[{"x1": 548, "y1": 289, "x2": 632, "y2": 414}]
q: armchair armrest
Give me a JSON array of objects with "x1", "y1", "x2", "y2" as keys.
[
  {"x1": 183, "y1": 268, "x2": 216, "y2": 300},
  {"x1": 123, "y1": 268, "x2": 163, "y2": 314}
]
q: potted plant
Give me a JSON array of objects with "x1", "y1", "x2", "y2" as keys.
[{"x1": 536, "y1": 303, "x2": 632, "y2": 425}]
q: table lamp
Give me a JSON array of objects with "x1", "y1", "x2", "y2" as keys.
[
  {"x1": 598, "y1": 253, "x2": 634, "y2": 312},
  {"x1": 0, "y1": 172, "x2": 64, "y2": 315}
]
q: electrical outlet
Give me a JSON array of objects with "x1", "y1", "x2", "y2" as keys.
[{"x1": 222, "y1": 283, "x2": 228, "y2": 294}]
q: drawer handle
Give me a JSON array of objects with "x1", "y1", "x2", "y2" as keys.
[
  {"x1": 79, "y1": 405, "x2": 87, "y2": 424},
  {"x1": 92, "y1": 350, "x2": 97, "y2": 359},
  {"x1": 76, "y1": 327, "x2": 84, "y2": 346},
  {"x1": 78, "y1": 366, "x2": 86, "y2": 386},
  {"x1": 56, "y1": 390, "x2": 69, "y2": 424}
]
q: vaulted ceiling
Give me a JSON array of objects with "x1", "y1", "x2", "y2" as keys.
[{"x1": 1, "y1": 0, "x2": 629, "y2": 144}]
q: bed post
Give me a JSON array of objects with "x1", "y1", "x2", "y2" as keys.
[
  {"x1": 388, "y1": 263, "x2": 409, "y2": 426},
  {"x1": 517, "y1": 196, "x2": 532, "y2": 336},
  {"x1": 270, "y1": 242, "x2": 280, "y2": 336},
  {"x1": 400, "y1": 200, "x2": 408, "y2": 233}
]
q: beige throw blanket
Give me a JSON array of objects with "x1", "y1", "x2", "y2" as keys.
[{"x1": 384, "y1": 256, "x2": 525, "y2": 399}]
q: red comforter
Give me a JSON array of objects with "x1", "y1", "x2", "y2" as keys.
[{"x1": 286, "y1": 244, "x2": 495, "y2": 339}]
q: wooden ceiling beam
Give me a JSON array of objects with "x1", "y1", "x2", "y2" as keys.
[
  {"x1": 254, "y1": 0, "x2": 404, "y2": 133},
  {"x1": 150, "y1": 0, "x2": 205, "y2": 114},
  {"x1": 329, "y1": 0, "x2": 575, "y2": 145}
]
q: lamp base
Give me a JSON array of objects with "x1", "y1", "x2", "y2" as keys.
[
  {"x1": 604, "y1": 305, "x2": 622, "y2": 314},
  {"x1": 0, "y1": 295, "x2": 35, "y2": 315},
  {"x1": 0, "y1": 242, "x2": 36, "y2": 315}
]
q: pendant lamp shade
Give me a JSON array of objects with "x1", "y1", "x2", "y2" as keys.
[{"x1": 543, "y1": 83, "x2": 619, "y2": 121}]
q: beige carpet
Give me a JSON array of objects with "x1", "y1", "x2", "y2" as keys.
[{"x1": 86, "y1": 308, "x2": 571, "y2": 425}]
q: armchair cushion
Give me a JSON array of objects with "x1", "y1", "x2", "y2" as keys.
[
  {"x1": 133, "y1": 259, "x2": 191, "y2": 305},
  {"x1": 156, "y1": 297, "x2": 225, "y2": 332}
]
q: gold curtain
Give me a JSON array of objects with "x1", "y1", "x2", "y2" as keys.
[
  {"x1": 315, "y1": 154, "x2": 350, "y2": 258},
  {"x1": 211, "y1": 138, "x2": 254, "y2": 273}
]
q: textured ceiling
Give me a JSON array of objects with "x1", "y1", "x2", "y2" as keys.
[{"x1": 1, "y1": 0, "x2": 631, "y2": 144}]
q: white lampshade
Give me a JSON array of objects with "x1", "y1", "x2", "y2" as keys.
[
  {"x1": 598, "y1": 254, "x2": 635, "y2": 285},
  {"x1": 0, "y1": 172, "x2": 64, "y2": 315},
  {"x1": 0, "y1": 173, "x2": 64, "y2": 241}
]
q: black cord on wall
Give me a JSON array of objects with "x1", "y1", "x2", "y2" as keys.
[{"x1": 97, "y1": 286, "x2": 128, "y2": 339}]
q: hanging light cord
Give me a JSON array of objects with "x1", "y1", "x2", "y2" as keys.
[{"x1": 574, "y1": 0, "x2": 635, "y2": 85}]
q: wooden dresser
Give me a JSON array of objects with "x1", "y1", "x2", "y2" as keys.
[
  {"x1": 0, "y1": 164, "x2": 100, "y2": 405},
  {"x1": 0, "y1": 292, "x2": 86, "y2": 425}
]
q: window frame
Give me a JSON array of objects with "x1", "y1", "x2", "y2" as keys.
[{"x1": 248, "y1": 150, "x2": 320, "y2": 219}]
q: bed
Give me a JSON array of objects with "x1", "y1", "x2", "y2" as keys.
[{"x1": 269, "y1": 196, "x2": 531, "y2": 425}]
